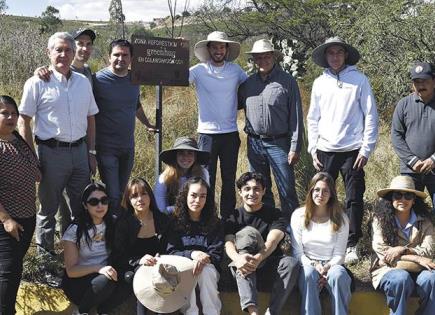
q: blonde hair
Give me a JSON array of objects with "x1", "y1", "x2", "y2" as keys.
[{"x1": 162, "y1": 162, "x2": 204, "y2": 206}]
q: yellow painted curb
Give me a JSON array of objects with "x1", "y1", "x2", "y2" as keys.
[{"x1": 15, "y1": 282, "x2": 420, "y2": 315}]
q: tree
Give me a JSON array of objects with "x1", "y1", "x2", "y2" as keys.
[
  {"x1": 39, "y1": 6, "x2": 62, "y2": 34},
  {"x1": 0, "y1": 0, "x2": 7, "y2": 14},
  {"x1": 109, "y1": 0, "x2": 126, "y2": 39},
  {"x1": 192, "y1": 0, "x2": 435, "y2": 116},
  {"x1": 166, "y1": 0, "x2": 190, "y2": 38}
]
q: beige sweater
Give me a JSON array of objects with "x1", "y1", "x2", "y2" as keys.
[{"x1": 370, "y1": 215, "x2": 434, "y2": 289}]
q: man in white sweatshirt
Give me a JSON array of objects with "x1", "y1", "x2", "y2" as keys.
[{"x1": 307, "y1": 37, "x2": 379, "y2": 264}]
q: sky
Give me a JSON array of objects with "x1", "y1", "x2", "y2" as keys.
[{"x1": 5, "y1": 0, "x2": 204, "y2": 22}]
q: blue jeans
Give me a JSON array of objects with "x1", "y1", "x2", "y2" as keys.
[
  {"x1": 298, "y1": 264, "x2": 352, "y2": 315},
  {"x1": 247, "y1": 136, "x2": 299, "y2": 216},
  {"x1": 97, "y1": 146, "x2": 134, "y2": 210},
  {"x1": 379, "y1": 269, "x2": 435, "y2": 315},
  {"x1": 198, "y1": 132, "x2": 240, "y2": 219},
  {"x1": 403, "y1": 173, "x2": 435, "y2": 213},
  {"x1": 230, "y1": 255, "x2": 299, "y2": 314}
]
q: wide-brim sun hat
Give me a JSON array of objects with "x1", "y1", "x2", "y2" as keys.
[
  {"x1": 312, "y1": 37, "x2": 360, "y2": 68},
  {"x1": 245, "y1": 39, "x2": 283, "y2": 61},
  {"x1": 160, "y1": 136, "x2": 210, "y2": 165},
  {"x1": 377, "y1": 175, "x2": 428, "y2": 199},
  {"x1": 194, "y1": 31, "x2": 241, "y2": 62},
  {"x1": 133, "y1": 255, "x2": 196, "y2": 314}
]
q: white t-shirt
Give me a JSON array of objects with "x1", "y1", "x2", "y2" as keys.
[
  {"x1": 62, "y1": 223, "x2": 109, "y2": 266},
  {"x1": 189, "y1": 61, "x2": 247, "y2": 134},
  {"x1": 290, "y1": 207, "x2": 349, "y2": 267}
]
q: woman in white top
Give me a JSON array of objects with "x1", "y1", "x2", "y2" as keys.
[
  {"x1": 62, "y1": 183, "x2": 129, "y2": 315},
  {"x1": 291, "y1": 172, "x2": 351, "y2": 315},
  {"x1": 154, "y1": 137, "x2": 210, "y2": 214}
]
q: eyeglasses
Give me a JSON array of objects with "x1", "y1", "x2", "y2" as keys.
[
  {"x1": 86, "y1": 196, "x2": 109, "y2": 206},
  {"x1": 392, "y1": 191, "x2": 415, "y2": 200}
]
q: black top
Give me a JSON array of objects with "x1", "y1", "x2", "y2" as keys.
[
  {"x1": 167, "y1": 219, "x2": 224, "y2": 271},
  {"x1": 225, "y1": 205, "x2": 288, "y2": 256},
  {"x1": 110, "y1": 208, "x2": 169, "y2": 272}
]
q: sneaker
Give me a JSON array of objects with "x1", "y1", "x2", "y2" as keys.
[
  {"x1": 43, "y1": 270, "x2": 62, "y2": 288},
  {"x1": 344, "y1": 246, "x2": 359, "y2": 265}
]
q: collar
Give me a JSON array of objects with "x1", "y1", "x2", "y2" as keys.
[
  {"x1": 413, "y1": 92, "x2": 435, "y2": 105},
  {"x1": 257, "y1": 64, "x2": 280, "y2": 82},
  {"x1": 394, "y1": 210, "x2": 417, "y2": 230},
  {"x1": 50, "y1": 67, "x2": 72, "y2": 83}
]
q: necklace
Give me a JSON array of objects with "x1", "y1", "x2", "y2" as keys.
[{"x1": 209, "y1": 61, "x2": 226, "y2": 76}]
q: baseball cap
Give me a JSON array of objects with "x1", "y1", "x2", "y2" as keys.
[
  {"x1": 72, "y1": 28, "x2": 96, "y2": 43},
  {"x1": 410, "y1": 62, "x2": 434, "y2": 80}
]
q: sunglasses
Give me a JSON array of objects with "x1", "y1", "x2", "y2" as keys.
[
  {"x1": 392, "y1": 191, "x2": 415, "y2": 200},
  {"x1": 86, "y1": 196, "x2": 109, "y2": 206}
]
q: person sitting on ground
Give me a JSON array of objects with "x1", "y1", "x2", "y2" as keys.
[
  {"x1": 0, "y1": 95, "x2": 40, "y2": 315},
  {"x1": 225, "y1": 171, "x2": 299, "y2": 315},
  {"x1": 112, "y1": 177, "x2": 169, "y2": 315},
  {"x1": 167, "y1": 177, "x2": 223, "y2": 315},
  {"x1": 291, "y1": 172, "x2": 352, "y2": 315},
  {"x1": 371, "y1": 175, "x2": 435, "y2": 315},
  {"x1": 154, "y1": 137, "x2": 209, "y2": 214},
  {"x1": 62, "y1": 183, "x2": 130, "y2": 315}
]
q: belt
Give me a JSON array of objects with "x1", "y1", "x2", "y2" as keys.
[
  {"x1": 35, "y1": 136, "x2": 85, "y2": 148},
  {"x1": 247, "y1": 133, "x2": 288, "y2": 141}
]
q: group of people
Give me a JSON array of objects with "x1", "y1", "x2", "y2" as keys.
[{"x1": 0, "y1": 25, "x2": 434, "y2": 315}]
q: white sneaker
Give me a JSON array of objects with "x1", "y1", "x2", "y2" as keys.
[{"x1": 345, "y1": 246, "x2": 359, "y2": 265}]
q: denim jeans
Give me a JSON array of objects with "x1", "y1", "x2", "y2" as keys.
[
  {"x1": 316, "y1": 149, "x2": 365, "y2": 247},
  {"x1": 0, "y1": 217, "x2": 35, "y2": 315},
  {"x1": 379, "y1": 269, "x2": 435, "y2": 315},
  {"x1": 298, "y1": 264, "x2": 352, "y2": 315},
  {"x1": 230, "y1": 255, "x2": 299, "y2": 314},
  {"x1": 37, "y1": 142, "x2": 90, "y2": 253},
  {"x1": 247, "y1": 136, "x2": 299, "y2": 216},
  {"x1": 198, "y1": 132, "x2": 240, "y2": 219},
  {"x1": 97, "y1": 146, "x2": 135, "y2": 211},
  {"x1": 403, "y1": 173, "x2": 435, "y2": 213}
]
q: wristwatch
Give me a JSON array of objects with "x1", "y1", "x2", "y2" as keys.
[{"x1": 88, "y1": 150, "x2": 97, "y2": 155}]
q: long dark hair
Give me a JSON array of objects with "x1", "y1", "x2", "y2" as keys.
[
  {"x1": 173, "y1": 177, "x2": 218, "y2": 233},
  {"x1": 374, "y1": 193, "x2": 432, "y2": 246},
  {"x1": 304, "y1": 172, "x2": 344, "y2": 232},
  {"x1": 121, "y1": 177, "x2": 159, "y2": 215},
  {"x1": 75, "y1": 183, "x2": 114, "y2": 249}
]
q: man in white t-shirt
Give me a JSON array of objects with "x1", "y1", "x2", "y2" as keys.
[{"x1": 190, "y1": 31, "x2": 248, "y2": 218}]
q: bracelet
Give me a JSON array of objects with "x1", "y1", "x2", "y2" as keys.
[{"x1": 88, "y1": 150, "x2": 97, "y2": 155}]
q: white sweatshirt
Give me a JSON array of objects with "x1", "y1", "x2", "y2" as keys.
[{"x1": 307, "y1": 65, "x2": 379, "y2": 158}]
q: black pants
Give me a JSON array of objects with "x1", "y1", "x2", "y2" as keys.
[
  {"x1": 62, "y1": 272, "x2": 132, "y2": 313},
  {"x1": 0, "y1": 216, "x2": 35, "y2": 315},
  {"x1": 317, "y1": 150, "x2": 365, "y2": 246},
  {"x1": 198, "y1": 132, "x2": 240, "y2": 219}
]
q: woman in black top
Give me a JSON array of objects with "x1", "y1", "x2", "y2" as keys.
[{"x1": 113, "y1": 177, "x2": 168, "y2": 315}]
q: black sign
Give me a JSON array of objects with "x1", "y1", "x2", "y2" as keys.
[{"x1": 131, "y1": 35, "x2": 189, "y2": 86}]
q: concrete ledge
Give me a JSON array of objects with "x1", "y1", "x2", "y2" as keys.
[{"x1": 16, "y1": 282, "x2": 420, "y2": 315}]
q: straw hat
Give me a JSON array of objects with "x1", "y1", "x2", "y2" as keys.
[
  {"x1": 160, "y1": 137, "x2": 209, "y2": 165},
  {"x1": 312, "y1": 37, "x2": 360, "y2": 68},
  {"x1": 133, "y1": 255, "x2": 196, "y2": 313},
  {"x1": 245, "y1": 39, "x2": 283, "y2": 60},
  {"x1": 377, "y1": 176, "x2": 427, "y2": 199},
  {"x1": 194, "y1": 31, "x2": 241, "y2": 62}
]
